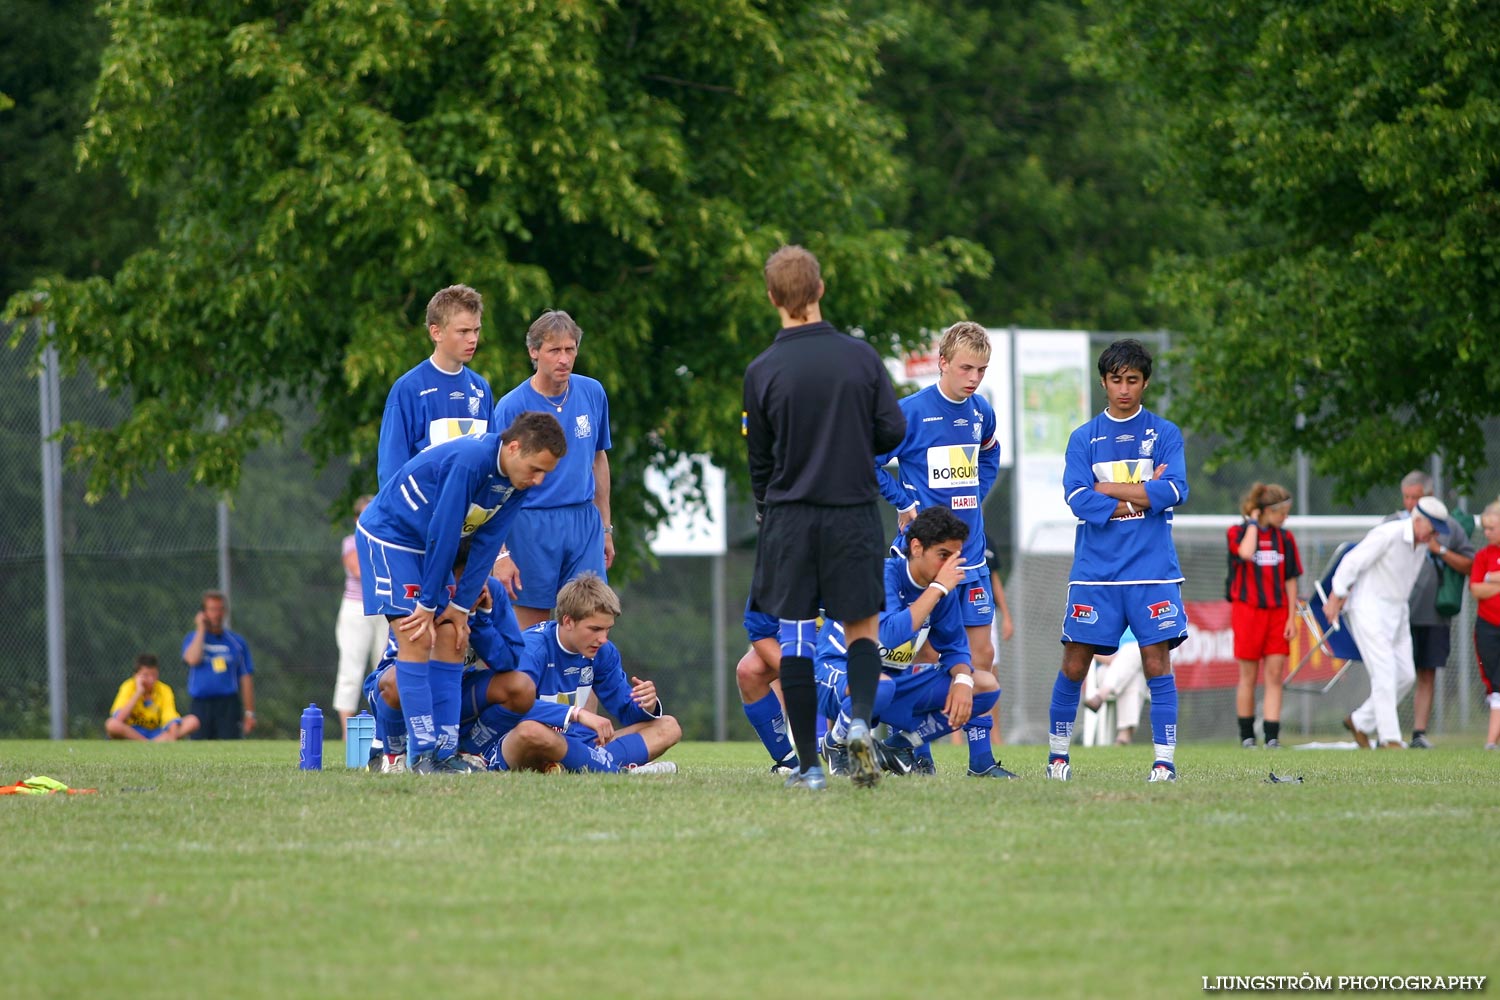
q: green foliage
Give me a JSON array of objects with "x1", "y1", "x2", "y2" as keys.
[
  {"x1": 868, "y1": 0, "x2": 1228, "y2": 331},
  {"x1": 7, "y1": 0, "x2": 985, "y2": 573},
  {"x1": 0, "y1": 0, "x2": 156, "y2": 304},
  {"x1": 1082, "y1": 0, "x2": 1500, "y2": 499}
]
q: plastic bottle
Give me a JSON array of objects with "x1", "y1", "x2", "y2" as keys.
[
  {"x1": 299, "y1": 703, "x2": 324, "y2": 770},
  {"x1": 346, "y1": 711, "x2": 375, "y2": 769}
]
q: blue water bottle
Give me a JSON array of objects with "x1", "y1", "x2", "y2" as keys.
[
  {"x1": 346, "y1": 711, "x2": 375, "y2": 769},
  {"x1": 299, "y1": 704, "x2": 324, "y2": 771}
]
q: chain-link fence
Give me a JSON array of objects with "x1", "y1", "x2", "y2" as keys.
[{"x1": 5, "y1": 325, "x2": 1500, "y2": 743}]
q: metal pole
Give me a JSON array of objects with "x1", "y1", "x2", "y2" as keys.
[
  {"x1": 215, "y1": 415, "x2": 231, "y2": 624},
  {"x1": 713, "y1": 553, "x2": 727, "y2": 742},
  {"x1": 39, "y1": 328, "x2": 67, "y2": 739},
  {"x1": 1007, "y1": 326, "x2": 1029, "y2": 741}
]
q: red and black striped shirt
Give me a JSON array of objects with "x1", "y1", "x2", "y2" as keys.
[{"x1": 1226, "y1": 522, "x2": 1303, "y2": 608}]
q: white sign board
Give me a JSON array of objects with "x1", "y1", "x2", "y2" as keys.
[
  {"x1": 1013, "y1": 330, "x2": 1091, "y2": 553},
  {"x1": 646, "y1": 456, "x2": 727, "y2": 556}
]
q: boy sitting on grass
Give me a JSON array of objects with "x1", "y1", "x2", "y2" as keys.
[{"x1": 105, "y1": 653, "x2": 199, "y2": 742}]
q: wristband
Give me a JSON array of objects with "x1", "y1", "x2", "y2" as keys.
[
  {"x1": 497, "y1": 549, "x2": 510, "y2": 560},
  {"x1": 244, "y1": 710, "x2": 255, "y2": 718},
  {"x1": 1126, "y1": 501, "x2": 1138, "y2": 516},
  {"x1": 953, "y1": 673, "x2": 975, "y2": 688},
  {"x1": 604, "y1": 525, "x2": 615, "y2": 536},
  {"x1": 928, "y1": 581, "x2": 950, "y2": 597}
]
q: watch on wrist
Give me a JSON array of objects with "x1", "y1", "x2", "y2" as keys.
[{"x1": 604, "y1": 524, "x2": 615, "y2": 536}]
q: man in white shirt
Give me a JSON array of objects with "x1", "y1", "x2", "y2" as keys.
[{"x1": 1324, "y1": 498, "x2": 1451, "y2": 748}]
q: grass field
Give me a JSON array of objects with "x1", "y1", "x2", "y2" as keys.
[{"x1": 3, "y1": 737, "x2": 1494, "y2": 1000}]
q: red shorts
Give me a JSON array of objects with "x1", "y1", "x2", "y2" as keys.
[{"x1": 1232, "y1": 601, "x2": 1292, "y2": 661}]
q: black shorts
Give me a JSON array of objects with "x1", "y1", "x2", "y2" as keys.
[
  {"x1": 1410, "y1": 623, "x2": 1451, "y2": 671},
  {"x1": 189, "y1": 694, "x2": 244, "y2": 740},
  {"x1": 1474, "y1": 619, "x2": 1500, "y2": 695},
  {"x1": 752, "y1": 500, "x2": 886, "y2": 622}
]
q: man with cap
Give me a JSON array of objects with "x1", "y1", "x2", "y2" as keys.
[
  {"x1": 1324, "y1": 496, "x2": 1453, "y2": 748},
  {"x1": 1386, "y1": 471, "x2": 1476, "y2": 747}
]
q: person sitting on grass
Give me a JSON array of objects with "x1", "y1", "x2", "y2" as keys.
[
  {"x1": 105, "y1": 653, "x2": 199, "y2": 742},
  {"x1": 479, "y1": 572, "x2": 681, "y2": 774}
]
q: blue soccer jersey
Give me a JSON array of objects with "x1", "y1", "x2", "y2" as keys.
[
  {"x1": 1063, "y1": 406, "x2": 1189, "y2": 585},
  {"x1": 876, "y1": 383, "x2": 1000, "y2": 573},
  {"x1": 494, "y1": 374, "x2": 610, "y2": 508},
  {"x1": 181, "y1": 629, "x2": 253, "y2": 699},
  {"x1": 518, "y1": 621, "x2": 659, "y2": 729},
  {"x1": 376, "y1": 360, "x2": 495, "y2": 489},
  {"x1": 357, "y1": 433, "x2": 530, "y2": 613},
  {"x1": 816, "y1": 556, "x2": 972, "y2": 675}
]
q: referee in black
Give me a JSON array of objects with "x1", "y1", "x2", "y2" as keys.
[{"x1": 743, "y1": 245, "x2": 906, "y2": 789}]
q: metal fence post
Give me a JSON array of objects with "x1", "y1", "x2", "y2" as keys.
[{"x1": 39, "y1": 325, "x2": 67, "y2": 739}]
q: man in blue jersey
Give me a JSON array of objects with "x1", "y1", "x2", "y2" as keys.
[
  {"x1": 817, "y1": 507, "x2": 1011, "y2": 779},
  {"x1": 376, "y1": 284, "x2": 496, "y2": 489},
  {"x1": 736, "y1": 599, "x2": 798, "y2": 773},
  {"x1": 365, "y1": 545, "x2": 531, "y2": 772},
  {"x1": 493, "y1": 310, "x2": 613, "y2": 630},
  {"x1": 476, "y1": 573, "x2": 681, "y2": 774},
  {"x1": 181, "y1": 590, "x2": 256, "y2": 739},
  {"x1": 1045, "y1": 339, "x2": 1189, "y2": 783},
  {"x1": 357, "y1": 412, "x2": 565, "y2": 773},
  {"x1": 877, "y1": 320, "x2": 1003, "y2": 755}
]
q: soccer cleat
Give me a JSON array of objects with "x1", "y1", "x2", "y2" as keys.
[
  {"x1": 880, "y1": 739, "x2": 919, "y2": 775},
  {"x1": 871, "y1": 738, "x2": 913, "y2": 776},
  {"x1": 1241, "y1": 738, "x2": 1258, "y2": 749},
  {"x1": 625, "y1": 760, "x2": 678, "y2": 775},
  {"x1": 434, "y1": 753, "x2": 478, "y2": 773},
  {"x1": 967, "y1": 762, "x2": 1020, "y2": 779},
  {"x1": 1147, "y1": 763, "x2": 1177, "y2": 783},
  {"x1": 409, "y1": 750, "x2": 440, "y2": 774},
  {"x1": 1342, "y1": 715, "x2": 1370, "y2": 749},
  {"x1": 769, "y1": 754, "x2": 800, "y2": 776},
  {"x1": 844, "y1": 718, "x2": 880, "y2": 789},
  {"x1": 1410, "y1": 733, "x2": 1434, "y2": 749},
  {"x1": 458, "y1": 752, "x2": 489, "y2": 771},
  {"x1": 379, "y1": 752, "x2": 408, "y2": 774},
  {"x1": 784, "y1": 765, "x2": 828, "y2": 791},
  {"x1": 1044, "y1": 757, "x2": 1071, "y2": 781},
  {"x1": 822, "y1": 735, "x2": 851, "y2": 777},
  {"x1": 1265, "y1": 739, "x2": 1281, "y2": 750},
  {"x1": 1485, "y1": 743, "x2": 1498, "y2": 751}
]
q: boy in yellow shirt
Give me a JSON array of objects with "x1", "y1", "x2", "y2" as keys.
[{"x1": 105, "y1": 654, "x2": 200, "y2": 741}]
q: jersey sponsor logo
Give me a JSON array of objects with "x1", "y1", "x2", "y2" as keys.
[
  {"x1": 954, "y1": 418, "x2": 969, "y2": 427},
  {"x1": 1092, "y1": 458, "x2": 1153, "y2": 484},
  {"x1": 461, "y1": 498, "x2": 507, "y2": 536},
  {"x1": 419, "y1": 387, "x2": 439, "y2": 397},
  {"x1": 922, "y1": 415, "x2": 943, "y2": 423},
  {"x1": 926, "y1": 444, "x2": 980, "y2": 488},
  {"x1": 448, "y1": 391, "x2": 466, "y2": 401},
  {"x1": 404, "y1": 584, "x2": 422, "y2": 599},
  {"x1": 1115, "y1": 434, "x2": 1135, "y2": 443},
  {"x1": 1071, "y1": 604, "x2": 1098, "y2": 623},
  {"x1": 950, "y1": 494, "x2": 978, "y2": 510},
  {"x1": 429, "y1": 417, "x2": 489, "y2": 447},
  {"x1": 880, "y1": 621, "x2": 930, "y2": 671},
  {"x1": 1148, "y1": 600, "x2": 1178, "y2": 619},
  {"x1": 1253, "y1": 550, "x2": 1285, "y2": 567},
  {"x1": 574, "y1": 414, "x2": 591, "y2": 439},
  {"x1": 967, "y1": 585, "x2": 986, "y2": 604},
  {"x1": 1090, "y1": 436, "x2": 1108, "y2": 444}
]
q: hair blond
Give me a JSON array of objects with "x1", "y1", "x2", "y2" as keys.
[
  {"x1": 937, "y1": 321, "x2": 990, "y2": 363},
  {"x1": 555, "y1": 571, "x2": 621, "y2": 623},
  {"x1": 1240, "y1": 482, "x2": 1292, "y2": 521},
  {"x1": 426, "y1": 284, "x2": 483, "y2": 330}
]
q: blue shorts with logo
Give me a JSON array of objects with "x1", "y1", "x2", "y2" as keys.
[
  {"x1": 505, "y1": 503, "x2": 607, "y2": 612},
  {"x1": 356, "y1": 531, "x2": 454, "y2": 618},
  {"x1": 1060, "y1": 582, "x2": 1188, "y2": 654}
]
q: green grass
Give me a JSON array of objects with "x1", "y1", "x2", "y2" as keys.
[{"x1": 2, "y1": 738, "x2": 1495, "y2": 1000}]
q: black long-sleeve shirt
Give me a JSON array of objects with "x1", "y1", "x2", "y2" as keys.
[{"x1": 743, "y1": 321, "x2": 906, "y2": 510}]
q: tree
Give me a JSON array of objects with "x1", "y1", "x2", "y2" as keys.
[
  {"x1": 868, "y1": 0, "x2": 1228, "y2": 332},
  {"x1": 0, "y1": 0, "x2": 156, "y2": 305},
  {"x1": 5, "y1": 0, "x2": 986, "y2": 570},
  {"x1": 1080, "y1": 0, "x2": 1500, "y2": 498}
]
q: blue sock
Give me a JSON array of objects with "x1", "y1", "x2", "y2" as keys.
[
  {"x1": 430, "y1": 661, "x2": 463, "y2": 759},
  {"x1": 374, "y1": 693, "x2": 406, "y2": 757},
  {"x1": 560, "y1": 738, "x2": 598, "y2": 772},
  {"x1": 1147, "y1": 673, "x2": 1179, "y2": 767},
  {"x1": 964, "y1": 690, "x2": 1001, "y2": 771},
  {"x1": 743, "y1": 691, "x2": 795, "y2": 765},
  {"x1": 1049, "y1": 672, "x2": 1082, "y2": 760},
  {"x1": 394, "y1": 659, "x2": 435, "y2": 755},
  {"x1": 461, "y1": 704, "x2": 526, "y2": 756},
  {"x1": 603, "y1": 733, "x2": 650, "y2": 771}
]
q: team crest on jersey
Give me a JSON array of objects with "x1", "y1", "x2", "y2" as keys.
[
  {"x1": 926, "y1": 444, "x2": 979, "y2": 489},
  {"x1": 574, "y1": 414, "x2": 591, "y2": 439},
  {"x1": 1071, "y1": 604, "x2": 1098, "y2": 623},
  {"x1": 468, "y1": 395, "x2": 482, "y2": 417},
  {"x1": 973, "y1": 421, "x2": 983, "y2": 441},
  {"x1": 951, "y1": 495, "x2": 977, "y2": 510},
  {"x1": 1148, "y1": 600, "x2": 1178, "y2": 620},
  {"x1": 1140, "y1": 428, "x2": 1157, "y2": 458},
  {"x1": 579, "y1": 666, "x2": 594, "y2": 686}
]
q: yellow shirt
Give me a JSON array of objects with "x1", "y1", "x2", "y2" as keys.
[{"x1": 109, "y1": 679, "x2": 181, "y2": 731}]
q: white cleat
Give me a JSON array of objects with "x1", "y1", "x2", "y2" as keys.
[
  {"x1": 1044, "y1": 757, "x2": 1071, "y2": 781},
  {"x1": 626, "y1": 761, "x2": 678, "y2": 775}
]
